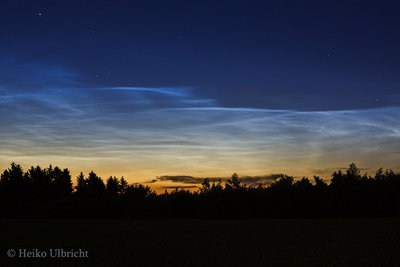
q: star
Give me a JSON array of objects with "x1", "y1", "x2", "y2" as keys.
[{"x1": 38, "y1": 12, "x2": 42, "y2": 16}]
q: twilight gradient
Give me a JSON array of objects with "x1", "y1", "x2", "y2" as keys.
[{"x1": 1, "y1": 61, "x2": 399, "y2": 189}]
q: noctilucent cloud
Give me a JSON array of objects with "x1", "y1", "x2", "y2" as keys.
[{"x1": 1, "y1": 1, "x2": 400, "y2": 189}]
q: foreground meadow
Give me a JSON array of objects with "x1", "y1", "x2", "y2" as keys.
[{"x1": 1, "y1": 218, "x2": 400, "y2": 266}]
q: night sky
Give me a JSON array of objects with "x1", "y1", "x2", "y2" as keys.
[{"x1": 1, "y1": 1, "x2": 400, "y2": 189}]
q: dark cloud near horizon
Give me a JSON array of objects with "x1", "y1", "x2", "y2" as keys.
[
  {"x1": 239, "y1": 174, "x2": 285, "y2": 185},
  {"x1": 161, "y1": 185, "x2": 199, "y2": 189},
  {"x1": 153, "y1": 174, "x2": 284, "y2": 186}
]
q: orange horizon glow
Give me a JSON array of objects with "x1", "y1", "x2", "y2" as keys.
[{"x1": 1, "y1": 158, "x2": 399, "y2": 193}]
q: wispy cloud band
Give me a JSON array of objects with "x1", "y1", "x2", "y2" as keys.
[{"x1": 1, "y1": 61, "x2": 399, "y2": 183}]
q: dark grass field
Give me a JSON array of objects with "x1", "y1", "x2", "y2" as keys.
[{"x1": 1, "y1": 218, "x2": 400, "y2": 266}]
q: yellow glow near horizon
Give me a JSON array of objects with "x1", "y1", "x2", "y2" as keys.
[{"x1": 1, "y1": 151, "x2": 399, "y2": 193}]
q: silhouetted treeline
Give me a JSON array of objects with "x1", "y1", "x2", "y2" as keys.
[{"x1": 0, "y1": 162, "x2": 399, "y2": 218}]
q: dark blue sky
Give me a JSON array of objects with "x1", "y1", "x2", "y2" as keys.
[
  {"x1": 2, "y1": 0, "x2": 400, "y2": 110},
  {"x1": 1, "y1": 1, "x2": 400, "y2": 184}
]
